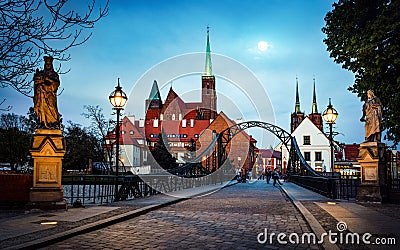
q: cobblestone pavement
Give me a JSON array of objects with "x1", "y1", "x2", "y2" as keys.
[
  {"x1": 301, "y1": 201, "x2": 368, "y2": 250},
  {"x1": 40, "y1": 181, "x2": 320, "y2": 250}
]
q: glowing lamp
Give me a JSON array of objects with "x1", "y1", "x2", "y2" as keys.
[
  {"x1": 109, "y1": 78, "x2": 128, "y2": 109},
  {"x1": 323, "y1": 98, "x2": 338, "y2": 124}
]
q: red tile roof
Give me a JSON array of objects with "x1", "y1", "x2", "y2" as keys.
[
  {"x1": 344, "y1": 143, "x2": 360, "y2": 161},
  {"x1": 259, "y1": 149, "x2": 281, "y2": 159},
  {"x1": 161, "y1": 88, "x2": 187, "y2": 115}
]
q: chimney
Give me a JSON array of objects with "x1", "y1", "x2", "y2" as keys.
[{"x1": 139, "y1": 118, "x2": 144, "y2": 127}]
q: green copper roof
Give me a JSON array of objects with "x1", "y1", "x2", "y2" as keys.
[
  {"x1": 295, "y1": 78, "x2": 301, "y2": 113},
  {"x1": 204, "y1": 27, "x2": 213, "y2": 76},
  {"x1": 311, "y1": 78, "x2": 318, "y2": 114},
  {"x1": 148, "y1": 80, "x2": 161, "y2": 100}
]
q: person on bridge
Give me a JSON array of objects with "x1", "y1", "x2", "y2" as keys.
[
  {"x1": 265, "y1": 168, "x2": 272, "y2": 184},
  {"x1": 272, "y1": 170, "x2": 283, "y2": 186}
]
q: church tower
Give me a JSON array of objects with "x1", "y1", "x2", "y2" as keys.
[
  {"x1": 291, "y1": 78, "x2": 304, "y2": 132},
  {"x1": 145, "y1": 80, "x2": 163, "y2": 111},
  {"x1": 201, "y1": 27, "x2": 217, "y2": 120},
  {"x1": 308, "y1": 78, "x2": 323, "y2": 131}
]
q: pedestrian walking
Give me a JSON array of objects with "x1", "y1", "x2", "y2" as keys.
[
  {"x1": 272, "y1": 170, "x2": 283, "y2": 186},
  {"x1": 236, "y1": 168, "x2": 241, "y2": 182},
  {"x1": 266, "y1": 168, "x2": 272, "y2": 184}
]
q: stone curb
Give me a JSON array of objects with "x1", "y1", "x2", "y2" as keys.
[
  {"x1": 279, "y1": 183, "x2": 340, "y2": 250},
  {"x1": 6, "y1": 181, "x2": 238, "y2": 250}
]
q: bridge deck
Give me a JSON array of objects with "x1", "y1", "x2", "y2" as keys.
[{"x1": 1, "y1": 180, "x2": 400, "y2": 249}]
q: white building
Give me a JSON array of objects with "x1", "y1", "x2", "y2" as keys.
[
  {"x1": 105, "y1": 115, "x2": 149, "y2": 174},
  {"x1": 279, "y1": 78, "x2": 337, "y2": 173},
  {"x1": 280, "y1": 116, "x2": 333, "y2": 172}
]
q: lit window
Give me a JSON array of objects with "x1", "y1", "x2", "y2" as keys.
[{"x1": 130, "y1": 130, "x2": 134, "y2": 135}]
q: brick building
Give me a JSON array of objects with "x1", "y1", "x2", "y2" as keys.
[
  {"x1": 105, "y1": 29, "x2": 257, "y2": 173},
  {"x1": 196, "y1": 112, "x2": 258, "y2": 173}
]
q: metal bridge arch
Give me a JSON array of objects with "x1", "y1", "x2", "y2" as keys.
[
  {"x1": 168, "y1": 121, "x2": 322, "y2": 177},
  {"x1": 218, "y1": 121, "x2": 292, "y2": 153},
  {"x1": 217, "y1": 121, "x2": 322, "y2": 177}
]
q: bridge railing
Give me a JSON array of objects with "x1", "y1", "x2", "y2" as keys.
[
  {"x1": 289, "y1": 175, "x2": 336, "y2": 198},
  {"x1": 335, "y1": 175, "x2": 360, "y2": 200},
  {"x1": 290, "y1": 175, "x2": 360, "y2": 200},
  {"x1": 62, "y1": 173, "x2": 232, "y2": 206}
]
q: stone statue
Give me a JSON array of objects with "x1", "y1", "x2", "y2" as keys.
[
  {"x1": 33, "y1": 56, "x2": 60, "y2": 129},
  {"x1": 360, "y1": 90, "x2": 382, "y2": 142}
]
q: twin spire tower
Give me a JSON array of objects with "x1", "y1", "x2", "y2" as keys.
[{"x1": 290, "y1": 77, "x2": 323, "y2": 133}]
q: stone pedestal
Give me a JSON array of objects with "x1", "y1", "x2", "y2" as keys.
[
  {"x1": 356, "y1": 141, "x2": 388, "y2": 202},
  {"x1": 27, "y1": 129, "x2": 67, "y2": 210}
]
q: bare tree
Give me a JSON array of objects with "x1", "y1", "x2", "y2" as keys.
[
  {"x1": 0, "y1": 99, "x2": 11, "y2": 111},
  {"x1": 82, "y1": 105, "x2": 114, "y2": 173},
  {"x1": 0, "y1": 0, "x2": 109, "y2": 98}
]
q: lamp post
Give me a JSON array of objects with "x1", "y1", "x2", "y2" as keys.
[
  {"x1": 322, "y1": 98, "x2": 338, "y2": 173},
  {"x1": 109, "y1": 78, "x2": 128, "y2": 201}
]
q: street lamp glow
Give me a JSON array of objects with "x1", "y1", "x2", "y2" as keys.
[
  {"x1": 109, "y1": 78, "x2": 128, "y2": 109},
  {"x1": 323, "y1": 98, "x2": 338, "y2": 124}
]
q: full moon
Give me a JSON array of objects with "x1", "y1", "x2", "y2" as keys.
[{"x1": 258, "y1": 41, "x2": 268, "y2": 52}]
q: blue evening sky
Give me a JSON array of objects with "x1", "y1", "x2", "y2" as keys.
[{"x1": 3, "y1": 0, "x2": 384, "y2": 148}]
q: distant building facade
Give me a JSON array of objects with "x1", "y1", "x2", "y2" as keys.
[
  {"x1": 257, "y1": 149, "x2": 282, "y2": 173},
  {"x1": 335, "y1": 143, "x2": 361, "y2": 177}
]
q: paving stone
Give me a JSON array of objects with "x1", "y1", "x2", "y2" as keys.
[{"x1": 38, "y1": 181, "x2": 315, "y2": 249}]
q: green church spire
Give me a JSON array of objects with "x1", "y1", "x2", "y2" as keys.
[
  {"x1": 311, "y1": 77, "x2": 318, "y2": 114},
  {"x1": 295, "y1": 77, "x2": 301, "y2": 113},
  {"x1": 148, "y1": 80, "x2": 161, "y2": 100},
  {"x1": 204, "y1": 26, "x2": 213, "y2": 76}
]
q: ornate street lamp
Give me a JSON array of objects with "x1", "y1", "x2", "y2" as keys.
[
  {"x1": 109, "y1": 78, "x2": 127, "y2": 201},
  {"x1": 323, "y1": 98, "x2": 338, "y2": 173}
]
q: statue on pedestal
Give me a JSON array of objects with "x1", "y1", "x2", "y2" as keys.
[
  {"x1": 28, "y1": 56, "x2": 66, "y2": 210},
  {"x1": 33, "y1": 56, "x2": 61, "y2": 129},
  {"x1": 360, "y1": 90, "x2": 382, "y2": 142}
]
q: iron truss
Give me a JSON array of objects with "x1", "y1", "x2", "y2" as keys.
[{"x1": 169, "y1": 120, "x2": 322, "y2": 177}]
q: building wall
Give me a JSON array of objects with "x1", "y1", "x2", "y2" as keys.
[
  {"x1": 282, "y1": 117, "x2": 332, "y2": 172},
  {"x1": 198, "y1": 112, "x2": 256, "y2": 172}
]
